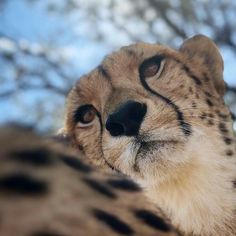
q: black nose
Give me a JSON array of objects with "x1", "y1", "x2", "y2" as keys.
[{"x1": 105, "y1": 101, "x2": 147, "y2": 137}]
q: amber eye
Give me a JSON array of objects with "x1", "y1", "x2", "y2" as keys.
[
  {"x1": 74, "y1": 105, "x2": 97, "y2": 127},
  {"x1": 143, "y1": 63, "x2": 159, "y2": 77},
  {"x1": 139, "y1": 55, "x2": 164, "y2": 79},
  {"x1": 82, "y1": 109, "x2": 96, "y2": 123}
]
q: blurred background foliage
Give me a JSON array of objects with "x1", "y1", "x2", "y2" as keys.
[{"x1": 0, "y1": 0, "x2": 235, "y2": 133}]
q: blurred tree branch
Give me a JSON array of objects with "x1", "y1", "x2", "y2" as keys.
[{"x1": 0, "y1": 33, "x2": 72, "y2": 97}]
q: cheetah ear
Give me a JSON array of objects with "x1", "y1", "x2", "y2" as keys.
[{"x1": 179, "y1": 34, "x2": 225, "y2": 97}]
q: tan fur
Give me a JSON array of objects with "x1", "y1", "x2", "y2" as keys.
[
  {"x1": 0, "y1": 127, "x2": 179, "y2": 236},
  {"x1": 65, "y1": 35, "x2": 236, "y2": 235}
]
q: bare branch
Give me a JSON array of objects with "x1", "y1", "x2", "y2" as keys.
[{"x1": 145, "y1": 0, "x2": 187, "y2": 39}]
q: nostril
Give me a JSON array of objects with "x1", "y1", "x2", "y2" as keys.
[{"x1": 106, "y1": 120, "x2": 125, "y2": 137}]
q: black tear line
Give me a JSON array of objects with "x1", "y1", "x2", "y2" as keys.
[
  {"x1": 139, "y1": 73, "x2": 192, "y2": 136},
  {"x1": 96, "y1": 109, "x2": 103, "y2": 133}
]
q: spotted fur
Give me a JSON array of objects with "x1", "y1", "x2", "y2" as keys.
[{"x1": 0, "y1": 127, "x2": 178, "y2": 236}]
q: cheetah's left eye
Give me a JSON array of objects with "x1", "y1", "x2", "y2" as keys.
[
  {"x1": 74, "y1": 105, "x2": 97, "y2": 128},
  {"x1": 139, "y1": 55, "x2": 165, "y2": 79}
]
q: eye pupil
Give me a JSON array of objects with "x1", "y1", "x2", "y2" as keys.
[
  {"x1": 83, "y1": 109, "x2": 96, "y2": 123},
  {"x1": 139, "y1": 55, "x2": 164, "y2": 79},
  {"x1": 144, "y1": 63, "x2": 159, "y2": 77},
  {"x1": 73, "y1": 105, "x2": 97, "y2": 124}
]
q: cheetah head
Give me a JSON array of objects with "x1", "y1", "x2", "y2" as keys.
[{"x1": 64, "y1": 35, "x2": 234, "y2": 185}]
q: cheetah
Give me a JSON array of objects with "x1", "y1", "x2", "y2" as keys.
[
  {"x1": 0, "y1": 126, "x2": 179, "y2": 236},
  {"x1": 64, "y1": 35, "x2": 236, "y2": 235}
]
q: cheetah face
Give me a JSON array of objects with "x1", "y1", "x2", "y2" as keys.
[{"x1": 65, "y1": 35, "x2": 233, "y2": 184}]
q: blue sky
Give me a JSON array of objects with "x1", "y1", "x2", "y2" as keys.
[{"x1": 0, "y1": 1, "x2": 110, "y2": 74}]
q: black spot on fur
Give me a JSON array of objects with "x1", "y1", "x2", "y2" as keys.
[
  {"x1": 206, "y1": 99, "x2": 214, "y2": 107},
  {"x1": 98, "y1": 65, "x2": 111, "y2": 80},
  {"x1": 207, "y1": 120, "x2": 214, "y2": 126},
  {"x1": 31, "y1": 231, "x2": 64, "y2": 236},
  {"x1": 216, "y1": 110, "x2": 228, "y2": 120},
  {"x1": 134, "y1": 209, "x2": 171, "y2": 232},
  {"x1": 233, "y1": 180, "x2": 236, "y2": 188},
  {"x1": 83, "y1": 177, "x2": 116, "y2": 199},
  {"x1": 0, "y1": 173, "x2": 48, "y2": 195},
  {"x1": 226, "y1": 150, "x2": 234, "y2": 156},
  {"x1": 200, "y1": 112, "x2": 207, "y2": 120},
  {"x1": 205, "y1": 91, "x2": 212, "y2": 97},
  {"x1": 192, "y1": 101, "x2": 197, "y2": 109},
  {"x1": 60, "y1": 156, "x2": 92, "y2": 173},
  {"x1": 223, "y1": 137, "x2": 233, "y2": 145},
  {"x1": 11, "y1": 149, "x2": 54, "y2": 166},
  {"x1": 219, "y1": 123, "x2": 228, "y2": 134},
  {"x1": 182, "y1": 65, "x2": 202, "y2": 85},
  {"x1": 92, "y1": 209, "x2": 134, "y2": 235},
  {"x1": 107, "y1": 179, "x2": 141, "y2": 192}
]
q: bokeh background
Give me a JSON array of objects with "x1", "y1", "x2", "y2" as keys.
[{"x1": 0, "y1": 0, "x2": 236, "y2": 133}]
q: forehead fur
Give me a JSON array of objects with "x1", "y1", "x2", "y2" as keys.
[
  {"x1": 70, "y1": 42, "x2": 180, "y2": 103},
  {"x1": 102, "y1": 42, "x2": 179, "y2": 85},
  {"x1": 68, "y1": 70, "x2": 111, "y2": 110}
]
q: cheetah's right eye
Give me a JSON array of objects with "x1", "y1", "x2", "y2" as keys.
[
  {"x1": 74, "y1": 105, "x2": 97, "y2": 127},
  {"x1": 139, "y1": 55, "x2": 165, "y2": 79}
]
